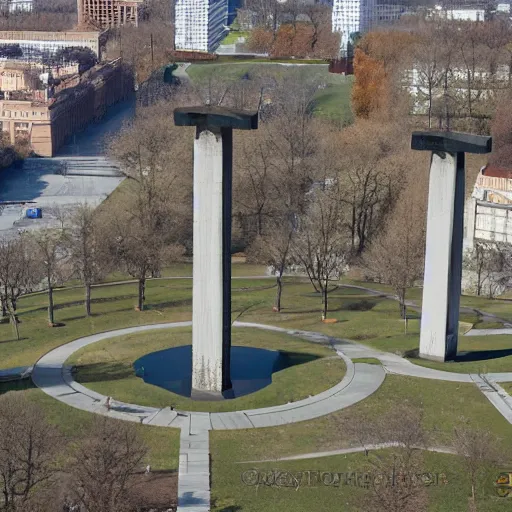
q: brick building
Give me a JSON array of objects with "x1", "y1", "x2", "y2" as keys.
[
  {"x1": 77, "y1": 0, "x2": 142, "y2": 29},
  {"x1": 0, "y1": 59, "x2": 133, "y2": 156}
]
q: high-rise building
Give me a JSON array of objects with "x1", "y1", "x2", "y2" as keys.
[
  {"x1": 77, "y1": 0, "x2": 142, "y2": 29},
  {"x1": 174, "y1": 0, "x2": 228, "y2": 53},
  {"x1": 7, "y1": 0, "x2": 32, "y2": 12},
  {"x1": 332, "y1": 0, "x2": 375, "y2": 55}
]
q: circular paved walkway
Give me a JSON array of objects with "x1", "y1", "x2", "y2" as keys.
[
  {"x1": 32, "y1": 321, "x2": 388, "y2": 430},
  {"x1": 32, "y1": 320, "x2": 512, "y2": 429}
]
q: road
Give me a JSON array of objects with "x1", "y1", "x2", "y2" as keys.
[{"x1": 0, "y1": 98, "x2": 135, "y2": 237}]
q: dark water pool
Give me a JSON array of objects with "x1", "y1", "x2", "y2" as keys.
[{"x1": 133, "y1": 346, "x2": 317, "y2": 399}]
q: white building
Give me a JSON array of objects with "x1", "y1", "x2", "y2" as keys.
[
  {"x1": 7, "y1": 0, "x2": 32, "y2": 12},
  {"x1": 332, "y1": 0, "x2": 375, "y2": 55},
  {"x1": 430, "y1": 5, "x2": 485, "y2": 21},
  {"x1": 462, "y1": 165, "x2": 512, "y2": 295},
  {"x1": 497, "y1": 3, "x2": 510, "y2": 13},
  {"x1": 465, "y1": 166, "x2": 512, "y2": 250},
  {"x1": 174, "y1": 0, "x2": 228, "y2": 53}
]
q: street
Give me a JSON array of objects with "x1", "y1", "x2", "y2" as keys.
[{"x1": 0, "y1": 98, "x2": 135, "y2": 237}]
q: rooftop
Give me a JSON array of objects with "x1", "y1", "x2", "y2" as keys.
[{"x1": 482, "y1": 165, "x2": 512, "y2": 180}]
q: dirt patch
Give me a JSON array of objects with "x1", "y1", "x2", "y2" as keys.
[{"x1": 128, "y1": 470, "x2": 178, "y2": 511}]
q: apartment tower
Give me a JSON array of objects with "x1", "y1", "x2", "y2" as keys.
[
  {"x1": 332, "y1": 0, "x2": 375, "y2": 55},
  {"x1": 174, "y1": 0, "x2": 228, "y2": 53}
]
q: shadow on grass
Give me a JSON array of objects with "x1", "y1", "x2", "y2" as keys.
[
  {"x1": 405, "y1": 347, "x2": 512, "y2": 363},
  {"x1": 144, "y1": 298, "x2": 193, "y2": 310},
  {"x1": 0, "y1": 378, "x2": 36, "y2": 394},
  {"x1": 18, "y1": 294, "x2": 138, "y2": 316},
  {"x1": 211, "y1": 498, "x2": 242, "y2": 512},
  {"x1": 75, "y1": 362, "x2": 134, "y2": 383},
  {"x1": 0, "y1": 337, "x2": 29, "y2": 344},
  {"x1": 341, "y1": 299, "x2": 378, "y2": 312},
  {"x1": 274, "y1": 351, "x2": 322, "y2": 371},
  {"x1": 455, "y1": 349, "x2": 512, "y2": 362}
]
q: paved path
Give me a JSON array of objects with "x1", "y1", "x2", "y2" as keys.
[
  {"x1": 342, "y1": 284, "x2": 512, "y2": 330},
  {"x1": 236, "y1": 442, "x2": 457, "y2": 463},
  {"x1": 31, "y1": 320, "x2": 512, "y2": 511},
  {"x1": 466, "y1": 328, "x2": 512, "y2": 336}
]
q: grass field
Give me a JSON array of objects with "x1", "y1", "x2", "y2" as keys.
[
  {"x1": 211, "y1": 450, "x2": 512, "y2": 512},
  {"x1": 185, "y1": 63, "x2": 354, "y2": 125},
  {"x1": 67, "y1": 327, "x2": 346, "y2": 412},
  {"x1": 220, "y1": 31, "x2": 251, "y2": 44},
  {"x1": 2, "y1": 273, "x2": 512, "y2": 374},
  {"x1": 1, "y1": 266, "x2": 512, "y2": 510},
  {"x1": 210, "y1": 375, "x2": 512, "y2": 463},
  {"x1": 210, "y1": 374, "x2": 512, "y2": 511}
]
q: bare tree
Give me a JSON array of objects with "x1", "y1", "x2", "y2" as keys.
[
  {"x1": 463, "y1": 241, "x2": 511, "y2": 298},
  {"x1": 67, "y1": 203, "x2": 110, "y2": 317},
  {"x1": 412, "y1": 24, "x2": 444, "y2": 129},
  {"x1": 0, "y1": 393, "x2": 61, "y2": 511},
  {"x1": 0, "y1": 236, "x2": 40, "y2": 340},
  {"x1": 108, "y1": 102, "x2": 191, "y2": 310},
  {"x1": 67, "y1": 417, "x2": 148, "y2": 512},
  {"x1": 30, "y1": 229, "x2": 69, "y2": 326},
  {"x1": 337, "y1": 121, "x2": 406, "y2": 254},
  {"x1": 248, "y1": 215, "x2": 295, "y2": 312},
  {"x1": 291, "y1": 186, "x2": 350, "y2": 320},
  {"x1": 361, "y1": 450, "x2": 429, "y2": 512},
  {"x1": 490, "y1": 89, "x2": 512, "y2": 168},
  {"x1": 364, "y1": 190, "x2": 426, "y2": 319},
  {"x1": 452, "y1": 420, "x2": 502, "y2": 511}
]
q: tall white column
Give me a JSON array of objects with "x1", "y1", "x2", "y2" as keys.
[
  {"x1": 192, "y1": 127, "x2": 225, "y2": 392},
  {"x1": 420, "y1": 152, "x2": 461, "y2": 361}
]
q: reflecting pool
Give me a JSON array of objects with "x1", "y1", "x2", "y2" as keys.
[{"x1": 133, "y1": 345, "x2": 312, "y2": 399}]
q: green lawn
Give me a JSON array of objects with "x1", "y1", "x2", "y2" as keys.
[
  {"x1": 210, "y1": 375, "x2": 512, "y2": 464},
  {"x1": 3, "y1": 275, "x2": 512, "y2": 374},
  {"x1": 212, "y1": 450, "x2": 511, "y2": 512},
  {"x1": 210, "y1": 375, "x2": 512, "y2": 511},
  {"x1": 220, "y1": 31, "x2": 251, "y2": 44},
  {"x1": 314, "y1": 75, "x2": 353, "y2": 126},
  {"x1": 1, "y1": 270, "x2": 512, "y2": 509},
  {"x1": 352, "y1": 358, "x2": 381, "y2": 365},
  {"x1": 185, "y1": 63, "x2": 353, "y2": 125},
  {"x1": 67, "y1": 327, "x2": 345, "y2": 412},
  {"x1": 501, "y1": 382, "x2": 512, "y2": 394}
]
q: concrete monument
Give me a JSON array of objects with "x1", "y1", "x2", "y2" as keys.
[
  {"x1": 411, "y1": 131, "x2": 492, "y2": 361},
  {"x1": 174, "y1": 107, "x2": 258, "y2": 395}
]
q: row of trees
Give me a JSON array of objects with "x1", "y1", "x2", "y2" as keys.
[
  {"x1": 246, "y1": 5, "x2": 340, "y2": 59},
  {"x1": 0, "y1": 204, "x2": 109, "y2": 336},
  {"x1": 0, "y1": 392, "x2": 149, "y2": 512},
  {"x1": 353, "y1": 17, "x2": 512, "y2": 134},
  {"x1": 100, "y1": 65, "x2": 429, "y2": 320}
]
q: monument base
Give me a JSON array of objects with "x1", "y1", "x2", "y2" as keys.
[
  {"x1": 418, "y1": 353, "x2": 456, "y2": 363},
  {"x1": 190, "y1": 388, "x2": 233, "y2": 401},
  {"x1": 418, "y1": 353, "x2": 446, "y2": 362}
]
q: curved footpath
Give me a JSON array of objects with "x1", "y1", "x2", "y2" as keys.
[{"x1": 32, "y1": 321, "x2": 512, "y2": 512}]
